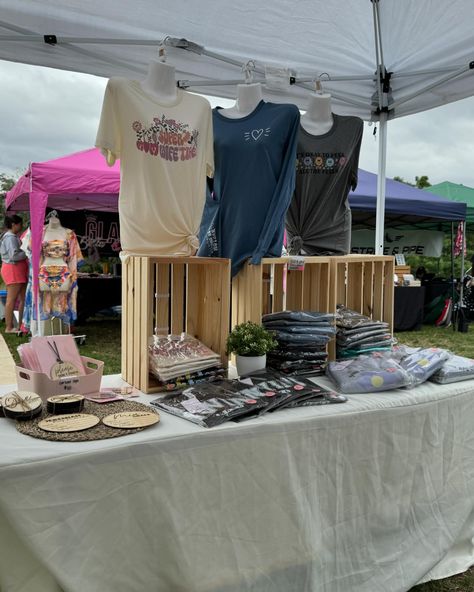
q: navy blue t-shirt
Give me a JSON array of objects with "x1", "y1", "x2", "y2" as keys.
[{"x1": 198, "y1": 101, "x2": 300, "y2": 276}]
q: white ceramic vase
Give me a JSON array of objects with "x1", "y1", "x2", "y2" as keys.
[{"x1": 235, "y1": 354, "x2": 266, "y2": 377}]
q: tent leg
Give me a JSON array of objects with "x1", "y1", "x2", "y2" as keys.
[
  {"x1": 375, "y1": 112, "x2": 388, "y2": 255},
  {"x1": 451, "y1": 222, "x2": 455, "y2": 331}
]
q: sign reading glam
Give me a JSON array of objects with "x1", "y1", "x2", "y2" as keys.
[{"x1": 83, "y1": 215, "x2": 121, "y2": 252}]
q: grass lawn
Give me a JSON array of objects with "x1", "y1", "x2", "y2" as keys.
[
  {"x1": 1, "y1": 319, "x2": 473, "y2": 590},
  {"x1": 1, "y1": 317, "x2": 122, "y2": 375}
]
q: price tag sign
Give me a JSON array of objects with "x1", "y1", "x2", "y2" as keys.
[{"x1": 288, "y1": 257, "x2": 305, "y2": 271}]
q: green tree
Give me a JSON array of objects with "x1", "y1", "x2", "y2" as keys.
[
  {"x1": 393, "y1": 175, "x2": 431, "y2": 188},
  {"x1": 415, "y1": 175, "x2": 431, "y2": 189},
  {"x1": 393, "y1": 175, "x2": 414, "y2": 186},
  {"x1": 0, "y1": 173, "x2": 18, "y2": 223}
]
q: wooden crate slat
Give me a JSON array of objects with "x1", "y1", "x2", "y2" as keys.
[
  {"x1": 171, "y1": 263, "x2": 185, "y2": 334},
  {"x1": 272, "y1": 264, "x2": 285, "y2": 312},
  {"x1": 383, "y1": 259, "x2": 395, "y2": 331},
  {"x1": 155, "y1": 263, "x2": 170, "y2": 336},
  {"x1": 346, "y1": 261, "x2": 363, "y2": 312},
  {"x1": 372, "y1": 261, "x2": 385, "y2": 322},
  {"x1": 132, "y1": 257, "x2": 142, "y2": 389},
  {"x1": 262, "y1": 264, "x2": 272, "y2": 316},
  {"x1": 139, "y1": 257, "x2": 153, "y2": 392},
  {"x1": 286, "y1": 269, "x2": 304, "y2": 310},
  {"x1": 363, "y1": 261, "x2": 374, "y2": 318}
]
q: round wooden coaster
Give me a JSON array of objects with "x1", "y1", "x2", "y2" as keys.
[
  {"x1": 47, "y1": 394, "x2": 85, "y2": 414},
  {"x1": 38, "y1": 413, "x2": 100, "y2": 433},
  {"x1": 1, "y1": 391, "x2": 42, "y2": 420},
  {"x1": 102, "y1": 410, "x2": 160, "y2": 429}
]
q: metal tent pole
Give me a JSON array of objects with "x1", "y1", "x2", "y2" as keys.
[{"x1": 375, "y1": 112, "x2": 388, "y2": 254}]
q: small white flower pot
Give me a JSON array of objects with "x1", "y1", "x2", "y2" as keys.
[{"x1": 235, "y1": 354, "x2": 266, "y2": 377}]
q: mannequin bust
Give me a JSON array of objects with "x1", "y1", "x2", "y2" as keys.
[
  {"x1": 300, "y1": 92, "x2": 334, "y2": 135},
  {"x1": 141, "y1": 59, "x2": 178, "y2": 104},
  {"x1": 43, "y1": 214, "x2": 68, "y2": 241},
  {"x1": 218, "y1": 82, "x2": 263, "y2": 119}
]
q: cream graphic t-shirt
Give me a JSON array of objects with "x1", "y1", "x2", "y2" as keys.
[{"x1": 95, "y1": 78, "x2": 214, "y2": 256}]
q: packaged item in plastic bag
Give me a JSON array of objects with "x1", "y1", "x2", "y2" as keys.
[
  {"x1": 327, "y1": 353, "x2": 412, "y2": 393},
  {"x1": 399, "y1": 347, "x2": 451, "y2": 387},
  {"x1": 263, "y1": 311, "x2": 334, "y2": 324},
  {"x1": 148, "y1": 333, "x2": 220, "y2": 382},
  {"x1": 429, "y1": 354, "x2": 474, "y2": 384}
]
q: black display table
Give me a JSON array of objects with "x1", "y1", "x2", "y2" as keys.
[
  {"x1": 394, "y1": 286, "x2": 426, "y2": 331},
  {"x1": 76, "y1": 275, "x2": 121, "y2": 323}
]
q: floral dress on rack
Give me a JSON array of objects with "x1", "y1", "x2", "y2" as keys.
[{"x1": 22, "y1": 228, "x2": 84, "y2": 331}]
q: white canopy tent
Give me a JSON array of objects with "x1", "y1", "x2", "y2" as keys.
[{"x1": 0, "y1": 0, "x2": 473, "y2": 252}]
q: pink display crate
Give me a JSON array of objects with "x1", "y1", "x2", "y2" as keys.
[{"x1": 15, "y1": 356, "x2": 104, "y2": 402}]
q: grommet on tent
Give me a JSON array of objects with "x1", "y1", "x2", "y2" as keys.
[{"x1": 43, "y1": 35, "x2": 57, "y2": 46}]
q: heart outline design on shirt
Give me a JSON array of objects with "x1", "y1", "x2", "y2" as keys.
[{"x1": 244, "y1": 127, "x2": 271, "y2": 142}]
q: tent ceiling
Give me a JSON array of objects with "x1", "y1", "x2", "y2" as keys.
[{"x1": 0, "y1": 0, "x2": 473, "y2": 120}]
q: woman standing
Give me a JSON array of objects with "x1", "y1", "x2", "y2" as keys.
[{"x1": 0, "y1": 215, "x2": 28, "y2": 333}]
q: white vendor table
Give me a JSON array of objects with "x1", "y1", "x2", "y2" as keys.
[{"x1": 1, "y1": 375, "x2": 474, "y2": 592}]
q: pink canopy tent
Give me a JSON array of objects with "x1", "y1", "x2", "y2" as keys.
[{"x1": 6, "y1": 147, "x2": 120, "y2": 308}]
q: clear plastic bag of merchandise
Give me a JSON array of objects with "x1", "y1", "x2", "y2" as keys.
[
  {"x1": 268, "y1": 349, "x2": 328, "y2": 361},
  {"x1": 277, "y1": 343, "x2": 329, "y2": 353},
  {"x1": 337, "y1": 328, "x2": 392, "y2": 346},
  {"x1": 148, "y1": 333, "x2": 220, "y2": 381},
  {"x1": 262, "y1": 311, "x2": 334, "y2": 324},
  {"x1": 150, "y1": 380, "x2": 266, "y2": 427},
  {"x1": 399, "y1": 347, "x2": 451, "y2": 387},
  {"x1": 337, "y1": 346, "x2": 394, "y2": 359},
  {"x1": 264, "y1": 323, "x2": 335, "y2": 336},
  {"x1": 327, "y1": 352, "x2": 412, "y2": 393},
  {"x1": 339, "y1": 323, "x2": 390, "y2": 335},
  {"x1": 429, "y1": 353, "x2": 474, "y2": 384},
  {"x1": 342, "y1": 338, "x2": 395, "y2": 352},
  {"x1": 267, "y1": 358, "x2": 326, "y2": 376},
  {"x1": 274, "y1": 331, "x2": 332, "y2": 346},
  {"x1": 236, "y1": 370, "x2": 328, "y2": 415},
  {"x1": 336, "y1": 305, "x2": 389, "y2": 330}
]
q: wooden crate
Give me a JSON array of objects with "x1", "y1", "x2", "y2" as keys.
[
  {"x1": 122, "y1": 256, "x2": 231, "y2": 393},
  {"x1": 232, "y1": 255, "x2": 394, "y2": 361},
  {"x1": 232, "y1": 257, "x2": 332, "y2": 326},
  {"x1": 395, "y1": 265, "x2": 411, "y2": 277}
]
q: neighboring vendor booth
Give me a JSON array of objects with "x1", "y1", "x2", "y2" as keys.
[{"x1": 6, "y1": 149, "x2": 121, "y2": 327}]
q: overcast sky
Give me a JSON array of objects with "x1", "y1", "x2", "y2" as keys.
[{"x1": 1, "y1": 58, "x2": 473, "y2": 189}]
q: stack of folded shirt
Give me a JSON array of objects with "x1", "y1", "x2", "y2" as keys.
[
  {"x1": 336, "y1": 305, "x2": 394, "y2": 358},
  {"x1": 148, "y1": 333, "x2": 222, "y2": 386},
  {"x1": 262, "y1": 311, "x2": 335, "y2": 376}
]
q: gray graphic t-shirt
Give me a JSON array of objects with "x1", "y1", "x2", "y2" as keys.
[{"x1": 286, "y1": 114, "x2": 363, "y2": 255}]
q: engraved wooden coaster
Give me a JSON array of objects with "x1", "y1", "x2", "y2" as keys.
[
  {"x1": 38, "y1": 413, "x2": 100, "y2": 433},
  {"x1": 102, "y1": 410, "x2": 160, "y2": 429},
  {"x1": 16, "y1": 400, "x2": 160, "y2": 442}
]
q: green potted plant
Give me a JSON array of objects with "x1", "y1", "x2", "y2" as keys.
[{"x1": 226, "y1": 321, "x2": 278, "y2": 376}]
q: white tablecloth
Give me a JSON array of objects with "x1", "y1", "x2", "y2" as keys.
[{"x1": 1, "y1": 375, "x2": 474, "y2": 592}]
